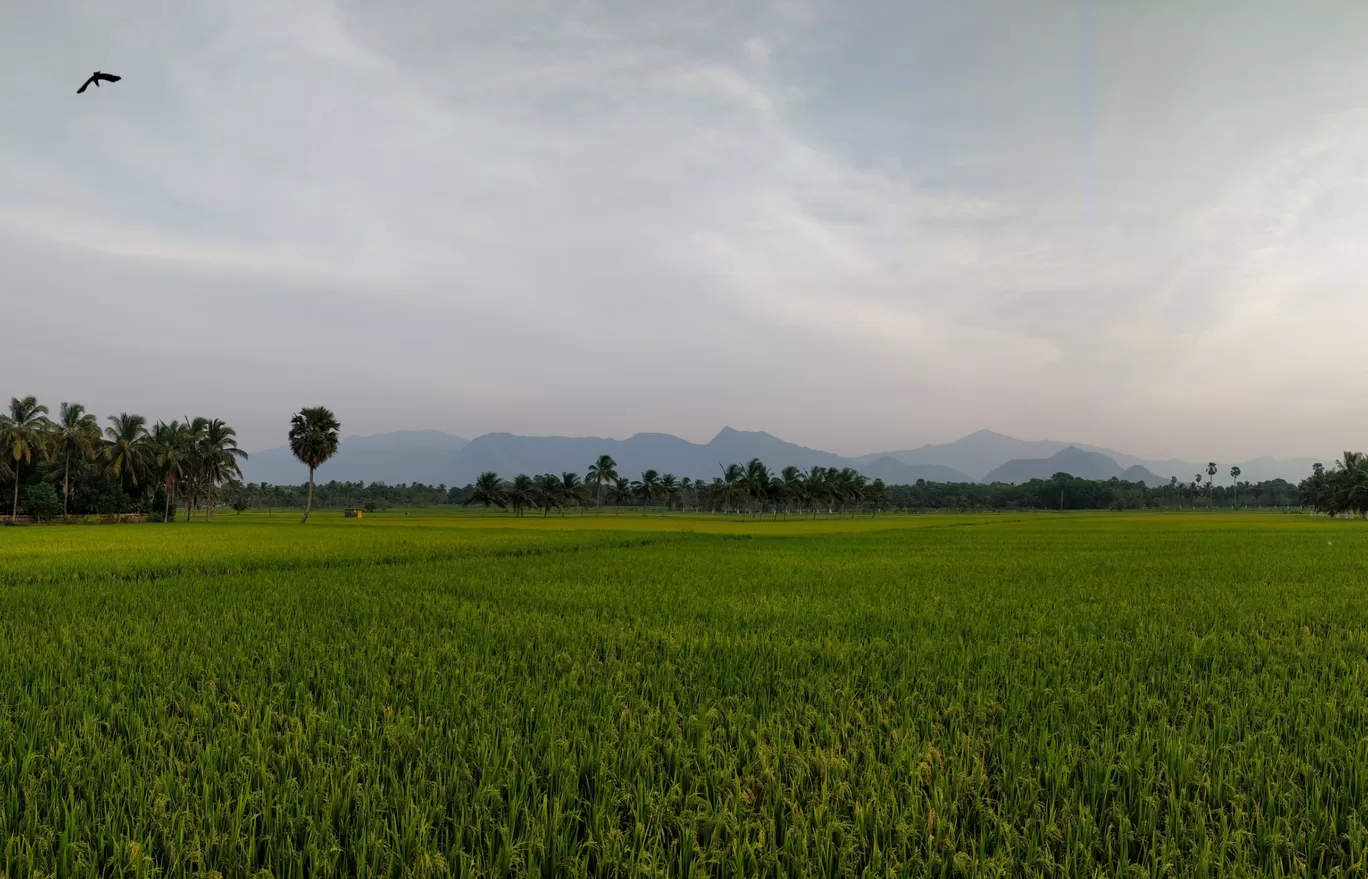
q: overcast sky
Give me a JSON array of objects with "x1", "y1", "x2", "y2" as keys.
[{"x1": 3, "y1": 1, "x2": 1367, "y2": 459}]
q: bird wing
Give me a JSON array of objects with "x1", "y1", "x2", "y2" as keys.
[
  {"x1": 95, "y1": 73, "x2": 121, "y2": 83},
  {"x1": 77, "y1": 76, "x2": 94, "y2": 93}
]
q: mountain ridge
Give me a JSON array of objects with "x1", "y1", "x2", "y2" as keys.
[{"x1": 241, "y1": 427, "x2": 1323, "y2": 487}]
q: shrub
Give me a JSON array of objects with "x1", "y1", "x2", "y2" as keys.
[{"x1": 21, "y1": 483, "x2": 62, "y2": 522}]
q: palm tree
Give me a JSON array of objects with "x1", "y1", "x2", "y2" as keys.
[
  {"x1": 507, "y1": 474, "x2": 535, "y2": 517},
  {"x1": 198, "y1": 418, "x2": 248, "y2": 520},
  {"x1": 635, "y1": 470, "x2": 661, "y2": 509},
  {"x1": 103, "y1": 413, "x2": 149, "y2": 520},
  {"x1": 607, "y1": 477, "x2": 632, "y2": 513},
  {"x1": 680, "y1": 476, "x2": 695, "y2": 512},
  {"x1": 287, "y1": 406, "x2": 341, "y2": 524},
  {"x1": 718, "y1": 463, "x2": 745, "y2": 514},
  {"x1": 1230, "y1": 465, "x2": 1241, "y2": 510},
  {"x1": 533, "y1": 473, "x2": 563, "y2": 517},
  {"x1": 742, "y1": 458, "x2": 772, "y2": 516},
  {"x1": 803, "y1": 466, "x2": 830, "y2": 517},
  {"x1": 1206, "y1": 462, "x2": 1217, "y2": 509},
  {"x1": 0, "y1": 396, "x2": 51, "y2": 519},
  {"x1": 779, "y1": 466, "x2": 806, "y2": 518},
  {"x1": 561, "y1": 471, "x2": 589, "y2": 513},
  {"x1": 51, "y1": 402, "x2": 100, "y2": 520},
  {"x1": 587, "y1": 455, "x2": 618, "y2": 510},
  {"x1": 659, "y1": 474, "x2": 679, "y2": 512},
  {"x1": 150, "y1": 420, "x2": 192, "y2": 523},
  {"x1": 465, "y1": 471, "x2": 507, "y2": 512},
  {"x1": 868, "y1": 478, "x2": 892, "y2": 515}
]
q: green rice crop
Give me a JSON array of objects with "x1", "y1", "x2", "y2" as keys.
[{"x1": 3, "y1": 513, "x2": 1368, "y2": 876}]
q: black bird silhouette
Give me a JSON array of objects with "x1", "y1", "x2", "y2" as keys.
[{"x1": 77, "y1": 71, "x2": 121, "y2": 94}]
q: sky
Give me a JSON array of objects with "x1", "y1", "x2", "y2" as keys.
[{"x1": 3, "y1": 0, "x2": 1368, "y2": 460}]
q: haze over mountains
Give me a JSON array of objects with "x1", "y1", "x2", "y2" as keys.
[{"x1": 242, "y1": 428, "x2": 1324, "y2": 488}]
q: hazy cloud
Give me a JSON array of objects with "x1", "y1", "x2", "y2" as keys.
[{"x1": 3, "y1": 0, "x2": 1367, "y2": 460}]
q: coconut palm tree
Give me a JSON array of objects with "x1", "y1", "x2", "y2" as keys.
[
  {"x1": 680, "y1": 476, "x2": 695, "y2": 512},
  {"x1": 1206, "y1": 462, "x2": 1217, "y2": 508},
  {"x1": 50, "y1": 402, "x2": 100, "y2": 519},
  {"x1": 659, "y1": 474, "x2": 679, "y2": 512},
  {"x1": 607, "y1": 476, "x2": 632, "y2": 513},
  {"x1": 103, "y1": 413, "x2": 150, "y2": 520},
  {"x1": 803, "y1": 466, "x2": 830, "y2": 517},
  {"x1": 635, "y1": 470, "x2": 662, "y2": 508},
  {"x1": 198, "y1": 418, "x2": 248, "y2": 520},
  {"x1": 1230, "y1": 465, "x2": 1241, "y2": 509},
  {"x1": 465, "y1": 471, "x2": 507, "y2": 512},
  {"x1": 587, "y1": 455, "x2": 617, "y2": 509},
  {"x1": 561, "y1": 471, "x2": 589, "y2": 513},
  {"x1": 717, "y1": 463, "x2": 744, "y2": 514},
  {"x1": 742, "y1": 458, "x2": 772, "y2": 516},
  {"x1": 779, "y1": 466, "x2": 806, "y2": 518},
  {"x1": 288, "y1": 406, "x2": 341, "y2": 524},
  {"x1": 507, "y1": 474, "x2": 535, "y2": 517},
  {"x1": 149, "y1": 419, "x2": 192, "y2": 523},
  {"x1": 533, "y1": 473, "x2": 563, "y2": 517},
  {"x1": 0, "y1": 396, "x2": 51, "y2": 519}
]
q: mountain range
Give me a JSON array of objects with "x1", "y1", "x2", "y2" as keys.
[{"x1": 241, "y1": 427, "x2": 1324, "y2": 488}]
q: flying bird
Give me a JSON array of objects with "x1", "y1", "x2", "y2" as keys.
[{"x1": 77, "y1": 71, "x2": 121, "y2": 94}]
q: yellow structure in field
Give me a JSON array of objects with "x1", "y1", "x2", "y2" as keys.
[{"x1": 344, "y1": 509, "x2": 364, "y2": 519}]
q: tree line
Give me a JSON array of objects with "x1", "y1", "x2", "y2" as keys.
[
  {"x1": 0, "y1": 396, "x2": 342, "y2": 524},
  {"x1": 2, "y1": 393, "x2": 1316, "y2": 522},
  {"x1": 0, "y1": 396, "x2": 249, "y2": 522}
]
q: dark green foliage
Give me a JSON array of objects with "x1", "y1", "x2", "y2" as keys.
[{"x1": 19, "y1": 482, "x2": 60, "y2": 521}]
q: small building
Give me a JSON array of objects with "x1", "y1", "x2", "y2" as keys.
[{"x1": 344, "y1": 508, "x2": 364, "y2": 518}]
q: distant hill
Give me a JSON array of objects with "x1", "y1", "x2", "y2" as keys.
[
  {"x1": 1120, "y1": 465, "x2": 1170, "y2": 488},
  {"x1": 446, "y1": 427, "x2": 936, "y2": 485},
  {"x1": 983, "y1": 447, "x2": 1124, "y2": 484},
  {"x1": 863, "y1": 429, "x2": 1326, "y2": 484},
  {"x1": 242, "y1": 430, "x2": 469, "y2": 485},
  {"x1": 857, "y1": 456, "x2": 972, "y2": 485}
]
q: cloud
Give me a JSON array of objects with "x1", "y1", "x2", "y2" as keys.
[{"x1": 2, "y1": 0, "x2": 1368, "y2": 460}]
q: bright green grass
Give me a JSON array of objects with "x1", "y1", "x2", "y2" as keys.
[{"x1": 3, "y1": 513, "x2": 1368, "y2": 877}]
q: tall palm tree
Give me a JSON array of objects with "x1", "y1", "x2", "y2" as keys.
[
  {"x1": 680, "y1": 476, "x2": 695, "y2": 512},
  {"x1": 659, "y1": 474, "x2": 679, "y2": 512},
  {"x1": 587, "y1": 455, "x2": 618, "y2": 509},
  {"x1": 465, "y1": 471, "x2": 507, "y2": 512},
  {"x1": 635, "y1": 470, "x2": 661, "y2": 509},
  {"x1": 607, "y1": 477, "x2": 632, "y2": 513},
  {"x1": 198, "y1": 418, "x2": 248, "y2": 520},
  {"x1": 0, "y1": 396, "x2": 51, "y2": 519},
  {"x1": 52, "y1": 402, "x2": 100, "y2": 520},
  {"x1": 1206, "y1": 462, "x2": 1217, "y2": 509},
  {"x1": 150, "y1": 419, "x2": 192, "y2": 523},
  {"x1": 288, "y1": 406, "x2": 341, "y2": 524},
  {"x1": 1230, "y1": 465, "x2": 1241, "y2": 510},
  {"x1": 780, "y1": 466, "x2": 806, "y2": 519},
  {"x1": 560, "y1": 471, "x2": 589, "y2": 513},
  {"x1": 103, "y1": 413, "x2": 149, "y2": 521},
  {"x1": 718, "y1": 463, "x2": 745, "y2": 514},
  {"x1": 741, "y1": 458, "x2": 772, "y2": 516},
  {"x1": 507, "y1": 474, "x2": 535, "y2": 517},
  {"x1": 534, "y1": 473, "x2": 564, "y2": 517},
  {"x1": 804, "y1": 466, "x2": 831, "y2": 517}
]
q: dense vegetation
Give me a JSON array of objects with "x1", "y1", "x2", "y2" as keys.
[
  {"x1": 1297, "y1": 453, "x2": 1368, "y2": 516},
  {"x1": 229, "y1": 469, "x2": 1302, "y2": 516},
  {"x1": 3, "y1": 513, "x2": 1366, "y2": 876},
  {"x1": 0, "y1": 396, "x2": 247, "y2": 522}
]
